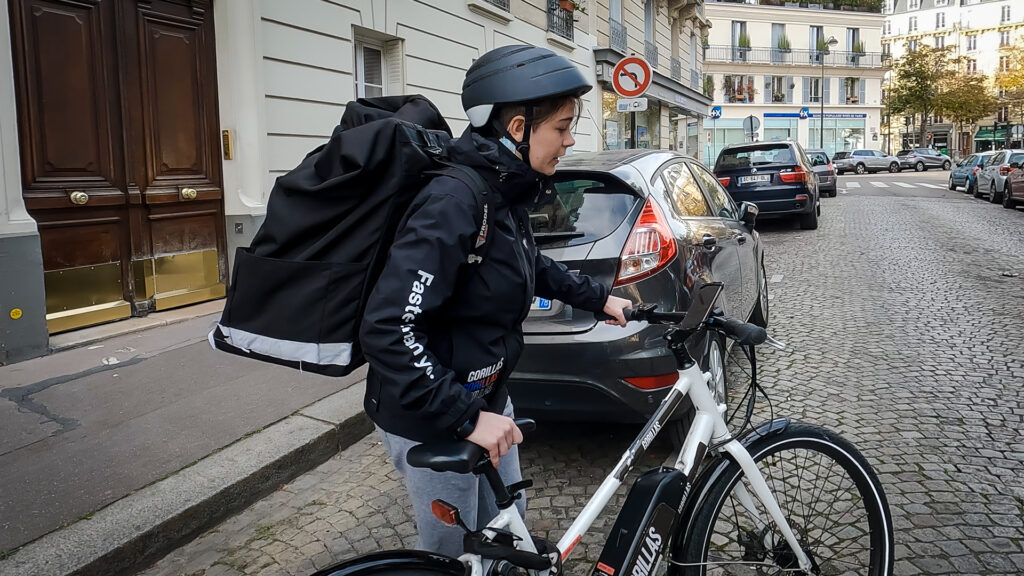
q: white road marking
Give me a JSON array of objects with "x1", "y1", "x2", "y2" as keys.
[
  {"x1": 770, "y1": 274, "x2": 784, "y2": 283},
  {"x1": 845, "y1": 181, "x2": 861, "y2": 188},
  {"x1": 870, "y1": 181, "x2": 889, "y2": 188},
  {"x1": 894, "y1": 182, "x2": 915, "y2": 188},
  {"x1": 919, "y1": 183, "x2": 945, "y2": 189},
  {"x1": 839, "y1": 189, "x2": 848, "y2": 194}
]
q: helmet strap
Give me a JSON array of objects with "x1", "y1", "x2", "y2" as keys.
[{"x1": 495, "y1": 104, "x2": 535, "y2": 169}]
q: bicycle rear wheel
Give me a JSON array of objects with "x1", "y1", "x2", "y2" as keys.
[{"x1": 678, "y1": 423, "x2": 893, "y2": 575}]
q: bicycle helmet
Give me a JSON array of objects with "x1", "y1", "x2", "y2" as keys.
[{"x1": 462, "y1": 45, "x2": 591, "y2": 165}]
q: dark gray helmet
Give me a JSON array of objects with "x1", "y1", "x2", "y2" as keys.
[{"x1": 462, "y1": 45, "x2": 592, "y2": 128}]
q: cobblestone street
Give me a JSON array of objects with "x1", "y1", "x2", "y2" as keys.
[{"x1": 141, "y1": 173, "x2": 1024, "y2": 576}]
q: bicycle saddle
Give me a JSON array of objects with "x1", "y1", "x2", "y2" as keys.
[{"x1": 407, "y1": 418, "x2": 536, "y2": 474}]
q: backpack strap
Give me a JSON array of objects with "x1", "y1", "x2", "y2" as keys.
[{"x1": 430, "y1": 161, "x2": 493, "y2": 264}]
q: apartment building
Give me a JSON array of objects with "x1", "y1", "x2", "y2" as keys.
[
  {"x1": 883, "y1": 0, "x2": 1024, "y2": 154},
  {"x1": 704, "y1": 0, "x2": 886, "y2": 160},
  {"x1": 6, "y1": 0, "x2": 711, "y2": 362}
]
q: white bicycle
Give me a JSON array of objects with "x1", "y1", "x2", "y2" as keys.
[{"x1": 315, "y1": 282, "x2": 894, "y2": 576}]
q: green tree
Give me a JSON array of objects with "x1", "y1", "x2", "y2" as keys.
[
  {"x1": 935, "y1": 73, "x2": 999, "y2": 156},
  {"x1": 995, "y1": 38, "x2": 1024, "y2": 134},
  {"x1": 888, "y1": 44, "x2": 957, "y2": 145}
]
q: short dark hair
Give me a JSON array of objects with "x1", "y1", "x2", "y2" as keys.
[{"x1": 492, "y1": 95, "x2": 583, "y2": 134}]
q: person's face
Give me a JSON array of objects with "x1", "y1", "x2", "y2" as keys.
[{"x1": 506, "y1": 101, "x2": 577, "y2": 176}]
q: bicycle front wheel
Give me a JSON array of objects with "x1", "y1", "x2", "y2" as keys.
[{"x1": 679, "y1": 423, "x2": 894, "y2": 575}]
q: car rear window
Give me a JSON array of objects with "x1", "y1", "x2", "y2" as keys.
[
  {"x1": 716, "y1": 145, "x2": 796, "y2": 170},
  {"x1": 809, "y1": 151, "x2": 829, "y2": 164},
  {"x1": 1010, "y1": 153, "x2": 1024, "y2": 165},
  {"x1": 528, "y1": 176, "x2": 639, "y2": 247},
  {"x1": 832, "y1": 151, "x2": 851, "y2": 160}
]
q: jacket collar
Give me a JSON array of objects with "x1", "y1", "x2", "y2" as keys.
[{"x1": 445, "y1": 128, "x2": 549, "y2": 207}]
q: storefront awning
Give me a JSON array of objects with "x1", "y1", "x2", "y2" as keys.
[{"x1": 974, "y1": 126, "x2": 1017, "y2": 141}]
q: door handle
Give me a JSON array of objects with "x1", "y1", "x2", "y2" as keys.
[
  {"x1": 737, "y1": 235, "x2": 747, "y2": 244},
  {"x1": 68, "y1": 191, "x2": 89, "y2": 205},
  {"x1": 180, "y1": 187, "x2": 198, "y2": 200},
  {"x1": 700, "y1": 234, "x2": 717, "y2": 249}
]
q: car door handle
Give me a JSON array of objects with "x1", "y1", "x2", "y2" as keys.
[
  {"x1": 737, "y1": 235, "x2": 747, "y2": 245},
  {"x1": 700, "y1": 234, "x2": 717, "y2": 249}
]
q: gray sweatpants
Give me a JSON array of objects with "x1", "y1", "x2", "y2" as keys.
[{"x1": 377, "y1": 398, "x2": 527, "y2": 559}]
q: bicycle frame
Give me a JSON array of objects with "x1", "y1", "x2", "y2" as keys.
[{"x1": 460, "y1": 360, "x2": 814, "y2": 576}]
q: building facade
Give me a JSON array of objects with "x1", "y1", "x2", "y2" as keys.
[
  {"x1": 882, "y1": 0, "x2": 1024, "y2": 155},
  {"x1": 590, "y1": 0, "x2": 713, "y2": 156},
  {"x1": 703, "y1": 0, "x2": 886, "y2": 161},
  {"x1": 0, "y1": 0, "x2": 710, "y2": 363}
]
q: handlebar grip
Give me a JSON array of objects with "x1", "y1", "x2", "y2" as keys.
[{"x1": 710, "y1": 316, "x2": 767, "y2": 345}]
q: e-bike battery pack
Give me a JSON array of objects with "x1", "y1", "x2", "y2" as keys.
[{"x1": 590, "y1": 467, "x2": 686, "y2": 576}]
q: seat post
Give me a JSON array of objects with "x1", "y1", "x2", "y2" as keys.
[{"x1": 481, "y1": 464, "x2": 516, "y2": 509}]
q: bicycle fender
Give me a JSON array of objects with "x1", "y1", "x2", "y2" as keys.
[
  {"x1": 669, "y1": 418, "x2": 791, "y2": 564},
  {"x1": 312, "y1": 550, "x2": 468, "y2": 576}
]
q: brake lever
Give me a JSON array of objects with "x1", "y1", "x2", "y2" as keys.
[{"x1": 764, "y1": 334, "x2": 787, "y2": 350}]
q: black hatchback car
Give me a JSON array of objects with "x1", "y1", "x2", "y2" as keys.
[
  {"x1": 713, "y1": 141, "x2": 821, "y2": 230},
  {"x1": 508, "y1": 150, "x2": 767, "y2": 445}
]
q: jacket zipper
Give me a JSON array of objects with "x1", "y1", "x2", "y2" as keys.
[{"x1": 508, "y1": 210, "x2": 534, "y2": 319}]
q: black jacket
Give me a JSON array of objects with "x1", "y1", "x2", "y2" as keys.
[{"x1": 359, "y1": 129, "x2": 609, "y2": 442}]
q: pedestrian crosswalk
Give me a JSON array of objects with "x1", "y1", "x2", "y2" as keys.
[{"x1": 836, "y1": 179, "x2": 956, "y2": 194}]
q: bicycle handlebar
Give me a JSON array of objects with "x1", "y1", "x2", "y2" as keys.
[{"x1": 613, "y1": 305, "x2": 768, "y2": 346}]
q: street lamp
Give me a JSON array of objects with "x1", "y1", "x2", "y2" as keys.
[{"x1": 820, "y1": 36, "x2": 838, "y2": 148}]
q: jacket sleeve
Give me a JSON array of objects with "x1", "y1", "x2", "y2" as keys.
[
  {"x1": 533, "y1": 249, "x2": 610, "y2": 314},
  {"x1": 359, "y1": 182, "x2": 486, "y2": 437}
]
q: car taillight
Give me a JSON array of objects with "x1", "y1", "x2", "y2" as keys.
[
  {"x1": 717, "y1": 176, "x2": 731, "y2": 186},
  {"x1": 1000, "y1": 166, "x2": 1012, "y2": 175},
  {"x1": 625, "y1": 374, "x2": 678, "y2": 390},
  {"x1": 614, "y1": 197, "x2": 678, "y2": 287},
  {"x1": 779, "y1": 166, "x2": 807, "y2": 183}
]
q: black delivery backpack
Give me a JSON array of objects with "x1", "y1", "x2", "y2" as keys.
[{"x1": 209, "y1": 95, "x2": 490, "y2": 376}]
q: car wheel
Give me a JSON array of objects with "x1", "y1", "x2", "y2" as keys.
[
  {"x1": 1002, "y1": 184, "x2": 1015, "y2": 209},
  {"x1": 889, "y1": 162, "x2": 900, "y2": 173},
  {"x1": 948, "y1": 176, "x2": 956, "y2": 191},
  {"x1": 915, "y1": 161, "x2": 925, "y2": 172},
  {"x1": 750, "y1": 259, "x2": 769, "y2": 328},
  {"x1": 799, "y1": 207, "x2": 819, "y2": 230},
  {"x1": 990, "y1": 181, "x2": 1002, "y2": 204},
  {"x1": 973, "y1": 180, "x2": 986, "y2": 198},
  {"x1": 942, "y1": 160, "x2": 951, "y2": 170},
  {"x1": 669, "y1": 333, "x2": 729, "y2": 449},
  {"x1": 855, "y1": 163, "x2": 867, "y2": 175}
]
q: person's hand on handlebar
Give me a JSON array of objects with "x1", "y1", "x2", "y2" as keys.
[
  {"x1": 467, "y1": 412, "x2": 523, "y2": 468},
  {"x1": 602, "y1": 295, "x2": 633, "y2": 327}
]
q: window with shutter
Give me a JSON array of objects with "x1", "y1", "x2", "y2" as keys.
[
  {"x1": 823, "y1": 77, "x2": 831, "y2": 104},
  {"x1": 802, "y1": 76, "x2": 810, "y2": 104},
  {"x1": 859, "y1": 78, "x2": 866, "y2": 105},
  {"x1": 786, "y1": 76, "x2": 794, "y2": 103},
  {"x1": 355, "y1": 42, "x2": 386, "y2": 98}
]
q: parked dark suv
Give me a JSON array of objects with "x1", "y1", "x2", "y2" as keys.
[
  {"x1": 509, "y1": 150, "x2": 768, "y2": 445},
  {"x1": 713, "y1": 141, "x2": 821, "y2": 230}
]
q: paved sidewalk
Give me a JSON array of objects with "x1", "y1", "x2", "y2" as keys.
[{"x1": 0, "y1": 303, "x2": 371, "y2": 575}]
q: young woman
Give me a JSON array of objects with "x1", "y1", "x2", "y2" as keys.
[{"x1": 360, "y1": 45, "x2": 632, "y2": 558}]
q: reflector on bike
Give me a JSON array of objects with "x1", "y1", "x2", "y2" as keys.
[{"x1": 431, "y1": 499, "x2": 461, "y2": 527}]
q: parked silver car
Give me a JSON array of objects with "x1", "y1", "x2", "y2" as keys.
[
  {"x1": 833, "y1": 149, "x2": 902, "y2": 175},
  {"x1": 976, "y1": 149, "x2": 1024, "y2": 204},
  {"x1": 897, "y1": 148, "x2": 952, "y2": 172}
]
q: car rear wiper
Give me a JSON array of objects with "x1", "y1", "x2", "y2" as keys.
[{"x1": 533, "y1": 231, "x2": 585, "y2": 245}]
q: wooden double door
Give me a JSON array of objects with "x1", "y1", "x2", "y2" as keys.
[{"x1": 10, "y1": 0, "x2": 226, "y2": 333}]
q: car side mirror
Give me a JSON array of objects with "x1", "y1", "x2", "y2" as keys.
[
  {"x1": 739, "y1": 201, "x2": 759, "y2": 228},
  {"x1": 1012, "y1": 162, "x2": 1021, "y2": 170}
]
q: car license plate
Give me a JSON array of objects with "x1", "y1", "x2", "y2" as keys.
[
  {"x1": 738, "y1": 175, "x2": 770, "y2": 184},
  {"x1": 531, "y1": 297, "x2": 552, "y2": 311}
]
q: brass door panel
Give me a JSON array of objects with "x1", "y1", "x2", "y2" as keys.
[{"x1": 44, "y1": 262, "x2": 131, "y2": 333}]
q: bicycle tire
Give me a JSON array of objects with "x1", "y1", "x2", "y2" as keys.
[{"x1": 677, "y1": 423, "x2": 893, "y2": 575}]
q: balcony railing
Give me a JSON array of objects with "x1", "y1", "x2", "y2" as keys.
[
  {"x1": 705, "y1": 45, "x2": 883, "y2": 68},
  {"x1": 645, "y1": 41, "x2": 660, "y2": 69},
  {"x1": 705, "y1": 0, "x2": 882, "y2": 12},
  {"x1": 548, "y1": 2, "x2": 573, "y2": 41},
  {"x1": 671, "y1": 58, "x2": 682, "y2": 81},
  {"x1": 482, "y1": 0, "x2": 509, "y2": 9},
  {"x1": 610, "y1": 18, "x2": 627, "y2": 53}
]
